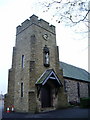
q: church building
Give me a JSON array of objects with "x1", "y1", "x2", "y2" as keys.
[{"x1": 4, "y1": 15, "x2": 68, "y2": 113}]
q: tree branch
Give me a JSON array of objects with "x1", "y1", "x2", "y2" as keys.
[
  {"x1": 40, "y1": 0, "x2": 90, "y2": 25},
  {"x1": 69, "y1": 10, "x2": 90, "y2": 24},
  {"x1": 44, "y1": 0, "x2": 62, "y2": 7}
]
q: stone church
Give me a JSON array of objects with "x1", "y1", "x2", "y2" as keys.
[{"x1": 4, "y1": 15, "x2": 68, "y2": 113}]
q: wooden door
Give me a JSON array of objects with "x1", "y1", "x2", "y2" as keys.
[{"x1": 41, "y1": 85, "x2": 51, "y2": 108}]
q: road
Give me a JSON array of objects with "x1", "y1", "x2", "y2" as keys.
[{"x1": 2, "y1": 107, "x2": 90, "y2": 118}]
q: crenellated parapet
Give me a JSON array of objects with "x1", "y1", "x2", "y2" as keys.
[{"x1": 16, "y1": 14, "x2": 55, "y2": 35}]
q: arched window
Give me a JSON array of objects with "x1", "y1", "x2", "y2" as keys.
[{"x1": 43, "y1": 45, "x2": 50, "y2": 67}]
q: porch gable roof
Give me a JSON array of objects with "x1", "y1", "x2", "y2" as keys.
[{"x1": 35, "y1": 69, "x2": 62, "y2": 86}]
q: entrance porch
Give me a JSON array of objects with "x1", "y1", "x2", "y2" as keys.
[{"x1": 35, "y1": 69, "x2": 63, "y2": 112}]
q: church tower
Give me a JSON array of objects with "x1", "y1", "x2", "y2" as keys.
[{"x1": 4, "y1": 15, "x2": 68, "y2": 113}]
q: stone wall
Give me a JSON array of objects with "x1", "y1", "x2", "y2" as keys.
[
  {"x1": 14, "y1": 15, "x2": 68, "y2": 112},
  {"x1": 64, "y1": 78, "x2": 89, "y2": 103},
  {"x1": 5, "y1": 15, "x2": 68, "y2": 113},
  {"x1": 16, "y1": 15, "x2": 55, "y2": 35},
  {"x1": 79, "y1": 82, "x2": 89, "y2": 98}
]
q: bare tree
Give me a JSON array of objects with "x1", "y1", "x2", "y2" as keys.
[{"x1": 35, "y1": 0, "x2": 90, "y2": 26}]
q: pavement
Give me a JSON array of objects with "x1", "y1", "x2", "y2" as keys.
[{"x1": 2, "y1": 107, "x2": 90, "y2": 119}]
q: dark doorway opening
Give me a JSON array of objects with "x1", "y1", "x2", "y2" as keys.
[{"x1": 41, "y1": 85, "x2": 51, "y2": 108}]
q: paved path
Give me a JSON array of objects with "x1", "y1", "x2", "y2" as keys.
[{"x1": 2, "y1": 107, "x2": 90, "y2": 118}]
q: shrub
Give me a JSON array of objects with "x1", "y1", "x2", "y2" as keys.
[{"x1": 80, "y1": 97, "x2": 90, "y2": 108}]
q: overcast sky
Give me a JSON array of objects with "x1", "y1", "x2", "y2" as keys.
[{"x1": 0, "y1": 0, "x2": 88, "y2": 94}]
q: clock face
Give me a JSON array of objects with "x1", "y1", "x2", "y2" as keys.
[{"x1": 42, "y1": 34, "x2": 48, "y2": 40}]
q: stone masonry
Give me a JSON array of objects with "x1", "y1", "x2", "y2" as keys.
[
  {"x1": 4, "y1": 15, "x2": 68, "y2": 113},
  {"x1": 64, "y1": 79, "x2": 89, "y2": 103}
]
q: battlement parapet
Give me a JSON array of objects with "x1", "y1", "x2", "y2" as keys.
[
  {"x1": 16, "y1": 14, "x2": 55, "y2": 34},
  {"x1": 21, "y1": 19, "x2": 30, "y2": 27}
]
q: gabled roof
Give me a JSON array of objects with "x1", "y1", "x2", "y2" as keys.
[
  {"x1": 35, "y1": 69, "x2": 62, "y2": 86},
  {"x1": 60, "y1": 62, "x2": 90, "y2": 82}
]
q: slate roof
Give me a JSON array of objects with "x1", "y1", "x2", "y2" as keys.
[
  {"x1": 60, "y1": 62, "x2": 90, "y2": 82},
  {"x1": 35, "y1": 69, "x2": 62, "y2": 86},
  {"x1": 36, "y1": 69, "x2": 52, "y2": 85}
]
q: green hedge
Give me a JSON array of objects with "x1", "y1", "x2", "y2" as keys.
[{"x1": 80, "y1": 97, "x2": 90, "y2": 108}]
